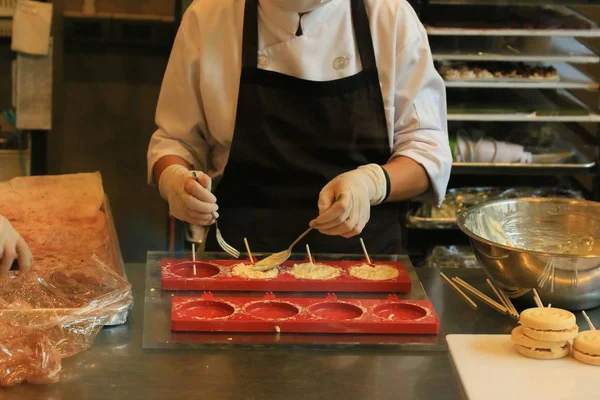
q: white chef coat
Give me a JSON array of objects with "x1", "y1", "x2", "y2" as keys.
[{"x1": 147, "y1": 0, "x2": 452, "y2": 205}]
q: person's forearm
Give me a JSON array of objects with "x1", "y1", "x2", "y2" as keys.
[
  {"x1": 382, "y1": 156, "x2": 430, "y2": 202},
  {"x1": 153, "y1": 155, "x2": 192, "y2": 184}
]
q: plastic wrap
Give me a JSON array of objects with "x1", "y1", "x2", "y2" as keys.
[{"x1": 0, "y1": 256, "x2": 132, "y2": 387}]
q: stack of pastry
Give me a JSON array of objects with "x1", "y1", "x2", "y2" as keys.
[{"x1": 511, "y1": 308, "x2": 578, "y2": 360}]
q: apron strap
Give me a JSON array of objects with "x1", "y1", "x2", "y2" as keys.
[
  {"x1": 242, "y1": 0, "x2": 259, "y2": 69},
  {"x1": 351, "y1": 0, "x2": 377, "y2": 71}
]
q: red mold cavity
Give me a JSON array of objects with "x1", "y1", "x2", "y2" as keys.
[
  {"x1": 180, "y1": 300, "x2": 235, "y2": 318},
  {"x1": 245, "y1": 301, "x2": 300, "y2": 319},
  {"x1": 168, "y1": 262, "x2": 220, "y2": 278},
  {"x1": 309, "y1": 302, "x2": 364, "y2": 320},
  {"x1": 373, "y1": 303, "x2": 427, "y2": 321}
]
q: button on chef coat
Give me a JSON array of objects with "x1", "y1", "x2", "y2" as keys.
[{"x1": 147, "y1": 0, "x2": 452, "y2": 205}]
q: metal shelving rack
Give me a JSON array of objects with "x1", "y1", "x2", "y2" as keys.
[
  {"x1": 414, "y1": 0, "x2": 600, "y2": 188},
  {"x1": 406, "y1": 0, "x2": 600, "y2": 259}
]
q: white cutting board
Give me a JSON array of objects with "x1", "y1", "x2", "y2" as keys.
[{"x1": 447, "y1": 334, "x2": 599, "y2": 400}]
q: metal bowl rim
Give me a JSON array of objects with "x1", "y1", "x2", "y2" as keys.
[{"x1": 456, "y1": 197, "x2": 600, "y2": 259}]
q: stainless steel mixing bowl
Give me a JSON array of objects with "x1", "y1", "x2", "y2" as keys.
[{"x1": 457, "y1": 197, "x2": 600, "y2": 311}]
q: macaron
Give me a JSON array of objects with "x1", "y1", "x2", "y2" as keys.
[
  {"x1": 573, "y1": 330, "x2": 600, "y2": 366},
  {"x1": 511, "y1": 326, "x2": 570, "y2": 360},
  {"x1": 518, "y1": 307, "x2": 578, "y2": 342}
]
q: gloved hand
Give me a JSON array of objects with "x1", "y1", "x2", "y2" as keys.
[
  {"x1": 158, "y1": 164, "x2": 219, "y2": 226},
  {"x1": 310, "y1": 164, "x2": 387, "y2": 238},
  {"x1": 0, "y1": 215, "x2": 33, "y2": 275}
]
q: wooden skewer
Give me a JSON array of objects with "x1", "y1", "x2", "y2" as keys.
[
  {"x1": 582, "y1": 311, "x2": 596, "y2": 331},
  {"x1": 243, "y1": 237, "x2": 254, "y2": 264},
  {"x1": 359, "y1": 238, "x2": 373, "y2": 265},
  {"x1": 532, "y1": 288, "x2": 544, "y2": 308},
  {"x1": 192, "y1": 243, "x2": 197, "y2": 276},
  {"x1": 452, "y1": 277, "x2": 508, "y2": 316},
  {"x1": 486, "y1": 279, "x2": 517, "y2": 318},
  {"x1": 498, "y1": 289, "x2": 518, "y2": 318},
  {"x1": 306, "y1": 244, "x2": 314, "y2": 265},
  {"x1": 440, "y1": 273, "x2": 477, "y2": 309}
]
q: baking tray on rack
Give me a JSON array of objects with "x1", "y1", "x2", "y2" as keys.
[
  {"x1": 450, "y1": 122, "x2": 596, "y2": 174},
  {"x1": 425, "y1": 5, "x2": 600, "y2": 37},
  {"x1": 101, "y1": 195, "x2": 132, "y2": 326},
  {"x1": 447, "y1": 88, "x2": 600, "y2": 122},
  {"x1": 440, "y1": 62, "x2": 599, "y2": 91},
  {"x1": 161, "y1": 258, "x2": 411, "y2": 292},
  {"x1": 171, "y1": 292, "x2": 439, "y2": 335},
  {"x1": 431, "y1": 36, "x2": 599, "y2": 63},
  {"x1": 428, "y1": 0, "x2": 598, "y2": 5},
  {"x1": 406, "y1": 186, "x2": 583, "y2": 229}
]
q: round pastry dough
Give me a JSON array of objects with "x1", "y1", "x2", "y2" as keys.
[
  {"x1": 519, "y1": 307, "x2": 576, "y2": 331},
  {"x1": 510, "y1": 326, "x2": 568, "y2": 358},
  {"x1": 349, "y1": 264, "x2": 399, "y2": 281},
  {"x1": 291, "y1": 263, "x2": 341, "y2": 280},
  {"x1": 521, "y1": 325, "x2": 578, "y2": 342},
  {"x1": 573, "y1": 350, "x2": 600, "y2": 366},
  {"x1": 232, "y1": 264, "x2": 278, "y2": 280},
  {"x1": 573, "y1": 330, "x2": 600, "y2": 366},
  {"x1": 515, "y1": 343, "x2": 570, "y2": 360}
]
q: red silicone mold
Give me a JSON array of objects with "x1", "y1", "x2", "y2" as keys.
[
  {"x1": 161, "y1": 258, "x2": 411, "y2": 293},
  {"x1": 171, "y1": 293, "x2": 438, "y2": 334}
]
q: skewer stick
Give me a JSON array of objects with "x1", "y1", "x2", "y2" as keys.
[
  {"x1": 243, "y1": 237, "x2": 254, "y2": 264},
  {"x1": 306, "y1": 244, "x2": 314, "y2": 265},
  {"x1": 192, "y1": 243, "x2": 197, "y2": 276},
  {"x1": 486, "y1": 279, "x2": 516, "y2": 318},
  {"x1": 582, "y1": 311, "x2": 596, "y2": 331},
  {"x1": 452, "y1": 277, "x2": 508, "y2": 315},
  {"x1": 359, "y1": 238, "x2": 372, "y2": 265},
  {"x1": 440, "y1": 273, "x2": 477, "y2": 309},
  {"x1": 498, "y1": 289, "x2": 518, "y2": 318},
  {"x1": 500, "y1": 290, "x2": 520, "y2": 319},
  {"x1": 532, "y1": 288, "x2": 544, "y2": 308}
]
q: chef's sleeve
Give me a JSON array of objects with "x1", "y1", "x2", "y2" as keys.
[
  {"x1": 390, "y1": 11, "x2": 452, "y2": 206},
  {"x1": 147, "y1": 10, "x2": 210, "y2": 184}
]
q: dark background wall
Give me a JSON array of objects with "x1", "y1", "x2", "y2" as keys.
[{"x1": 48, "y1": 0, "x2": 175, "y2": 262}]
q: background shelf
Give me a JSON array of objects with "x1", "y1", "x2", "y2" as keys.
[
  {"x1": 447, "y1": 88, "x2": 600, "y2": 121},
  {"x1": 442, "y1": 62, "x2": 599, "y2": 90},
  {"x1": 425, "y1": 0, "x2": 599, "y2": 6},
  {"x1": 431, "y1": 36, "x2": 600, "y2": 63},
  {"x1": 425, "y1": 5, "x2": 600, "y2": 37}
]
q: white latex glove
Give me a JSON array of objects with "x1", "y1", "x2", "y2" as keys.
[
  {"x1": 311, "y1": 164, "x2": 387, "y2": 238},
  {"x1": 158, "y1": 164, "x2": 219, "y2": 226},
  {"x1": 0, "y1": 215, "x2": 33, "y2": 275}
]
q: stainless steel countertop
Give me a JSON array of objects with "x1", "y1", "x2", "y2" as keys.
[{"x1": 3, "y1": 264, "x2": 598, "y2": 400}]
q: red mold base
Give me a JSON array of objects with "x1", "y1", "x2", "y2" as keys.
[
  {"x1": 171, "y1": 293, "x2": 439, "y2": 335},
  {"x1": 161, "y1": 258, "x2": 411, "y2": 293}
]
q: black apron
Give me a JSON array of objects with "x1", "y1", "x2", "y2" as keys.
[{"x1": 206, "y1": 0, "x2": 402, "y2": 254}]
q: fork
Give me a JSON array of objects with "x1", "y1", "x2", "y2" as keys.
[
  {"x1": 250, "y1": 226, "x2": 314, "y2": 272},
  {"x1": 190, "y1": 172, "x2": 240, "y2": 259}
]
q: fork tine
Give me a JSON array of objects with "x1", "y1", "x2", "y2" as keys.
[
  {"x1": 222, "y1": 238, "x2": 240, "y2": 255},
  {"x1": 219, "y1": 238, "x2": 239, "y2": 257},
  {"x1": 217, "y1": 231, "x2": 240, "y2": 258}
]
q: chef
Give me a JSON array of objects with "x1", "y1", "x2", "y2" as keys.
[
  {"x1": 148, "y1": 0, "x2": 451, "y2": 253},
  {"x1": 0, "y1": 215, "x2": 32, "y2": 275}
]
